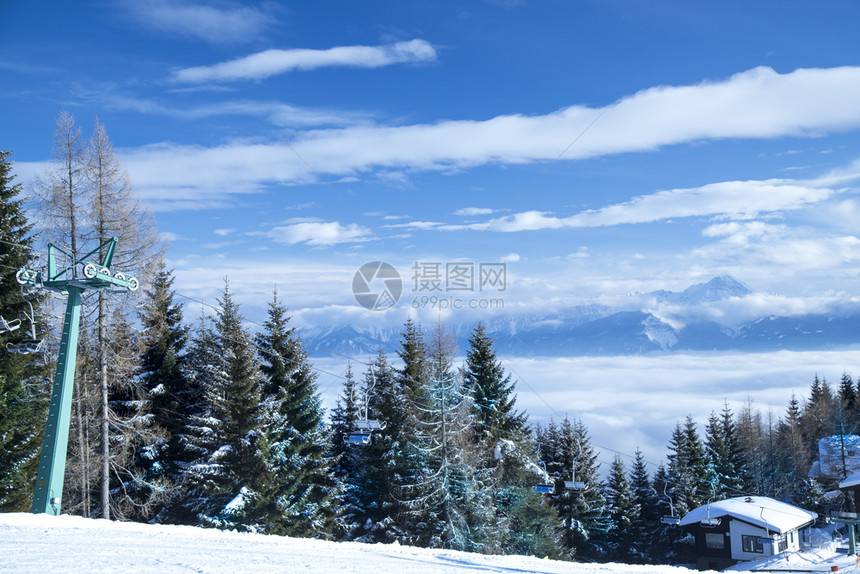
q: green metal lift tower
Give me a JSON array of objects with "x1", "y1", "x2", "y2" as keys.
[{"x1": 14, "y1": 238, "x2": 138, "y2": 515}]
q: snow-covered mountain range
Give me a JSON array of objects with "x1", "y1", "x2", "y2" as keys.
[{"x1": 300, "y1": 276, "x2": 860, "y2": 357}]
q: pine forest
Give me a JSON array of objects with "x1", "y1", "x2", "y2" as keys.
[{"x1": 1, "y1": 114, "x2": 859, "y2": 565}]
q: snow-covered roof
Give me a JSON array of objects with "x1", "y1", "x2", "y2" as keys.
[
  {"x1": 839, "y1": 471, "x2": 860, "y2": 489},
  {"x1": 679, "y1": 496, "x2": 818, "y2": 534}
]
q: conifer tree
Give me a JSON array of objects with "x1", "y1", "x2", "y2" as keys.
[
  {"x1": 125, "y1": 261, "x2": 191, "y2": 521},
  {"x1": 394, "y1": 320, "x2": 443, "y2": 546},
  {"x1": 603, "y1": 456, "x2": 637, "y2": 562},
  {"x1": 667, "y1": 416, "x2": 709, "y2": 516},
  {"x1": 462, "y1": 323, "x2": 527, "y2": 453},
  {"x1": 181, "y1": 282, "x2": 265, "y2": 529},
  {"x1": 704, "y1": 403, "x2": 745, "y2": 499},
  {"x1": 391, "y1": 318, "x2": 437, "y2": 545},
  {"x1": 628, "y1": 449, "x2": 657, "y2": 563},
  {"x1": 803, "y1": 375, "x2": 837, "y2": 459},
  {"x1": 168, "y1": 308, "x2": 219, "y2": 525},
  {"x1": 412, "y1": 321, "x2": 498, "y2": 551},
  {"x1": 249, "y1": 290, "x2": 336, "y2": 537},
  {"x1": 328, "y1": 365, "x2": 363, "y2": 540},
  {"x1": 348, "y1": 351, "x2": 405, "y2": 543},
  {"x1": 548, "y1": 417, "x2": 609, "y2": 560},
  {"x1": 0, "y1": 150, "x2": 49, "y2": 512},
  {"x1": 839, "y1": 372, "x2": 856, "y2": 415},
  {"x1": 777, "y1": 393, "x2": 809, "y2": 502}
]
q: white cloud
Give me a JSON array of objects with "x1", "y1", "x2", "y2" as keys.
[
  {"x1": 120, "y1": 0, "x2": 273, "y2": 45},
  {"x1": 173, "y1": 39, "x2": 437, "y2": 83},
  {"x1": 451, "y1": 177, "x2": 839, "y2": 233},
  {"x1": 265, "y1": 221, "x2": 373, "y2": 246},
  {"x1": 500, "y1": 253, "x2": 521, "y2": 263},
  {"x1": 213, "y1": 228, "x2": 235, "y2": 237},
  {"x1": 158, "y1": 231, "x2": 185, "y2": 243},
  {"x1": 454, "y1": 207, "x2": 496, "y2": 216},
  {"x1": 384, "y1": 220, "x2": 445, "y2": 231},
  {"x1": 22, "y1": 66, "x2": 860, "y2": 212},
  {"x1": 72, "y1": 82, "x2": 371, "y2": 128}
]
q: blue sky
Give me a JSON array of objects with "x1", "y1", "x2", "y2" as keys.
[{"x1": 4, "y1": 1, "x2": 860, "y2": 465}]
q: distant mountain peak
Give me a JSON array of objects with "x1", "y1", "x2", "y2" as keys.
[
  {"x1": 683, "y1": 275, "x2": 751, "y2": 302},
  {"x1": 652, "y1": 275, "x2": 751, "y2": 305}
]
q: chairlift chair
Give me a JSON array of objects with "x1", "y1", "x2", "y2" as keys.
[
  {"x1": 700, "y1": 482, "x2": 721, "y2": 527},
  {"x1": 0, "y1": 316, "x2": 21, "y2": 334},
  {"x1": 532, "y1": 461, "x2": 556, "y2": 495},
  {"x1": 354, "y1": 419, "x2": 386, "y2": 432},
  {"x1": 564, "y1": 457, "x2": 585, "y2": 491},
  {"x1": 6, "y1": 339, "x2": 45, "y2": 355},
  {"x1": 344, "y1": 431, "x2": 372, "y2": 446},
  {"x1": 344, "y1": 366, "x2": 386, "y2": 447},
  {"x1": 657, "y1": 483, "x2": 681, "y2": 526},
  {"x1": 4, "y1": 285, "x2": 44, "y2": 355}
]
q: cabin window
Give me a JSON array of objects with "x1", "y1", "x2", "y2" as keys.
[
  {"x1": 743, "y1": 535, "x2": 764, "y2": 553},
  {"x1": 705, "y1": 533, "x2": 725, "y2": 549},
  {"x1": 778, "y1": 535, "x2": 788, "y2": 552}
]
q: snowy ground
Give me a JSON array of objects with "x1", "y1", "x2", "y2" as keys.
[{"x1": 0, "y1": 512, "x2": 853, "y2": 574}]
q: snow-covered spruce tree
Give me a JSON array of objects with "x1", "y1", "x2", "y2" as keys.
[
  {"x1": 462, "y1": 323, "x2": 527, "y2": 457},
  {"x1": 666, "y1": 417, "x2": 709, "y2": 517},
  {"x1": 460, "y1": 323, "x2": 557, "y2": 557},
  {"x1": 248, "y1": 290, "x2": 337, "y2": 537},
  {"x1": 328, "y1": 365, "x2": 363, "y2": 540},
  {"x1": 664, "y1": 417, "x2": 709, "y2": 564},
  {"x1": 125, "y1": 261, "x2": 192, "y2": 522},
  {"x1": 602, "y1": 455, "x2": 638, "y2": 563},
  {"x1": 628, "y1": 448, "x2": 658, "y2": 564},
  {"x1": 390, "y1": 319, "x2": 437, "y2": 547},
  {"x1": 547, "y1": 417, "x2": 609, "y2": 561},
  {"x1": 103, "y1": 306, "x2": 167, "y2": 521},
  {"x1": 792, "y1": 477, "x2": 828, "y2": 520},
  {"x1": 181, "y1": 282, "x2": 265, "y2": 530},
  {"x1": 347, "y1": 350, "x2": 407, "y2": 543},
  {"x1": 168, "y1": 309, "x2": 220, "y2": 525},
  {"x1": 0, "y1": 150, "x2": 51, "y2": 512},
  {"x1": 401, "y1": 320, "x2": 499, "y2": 552},
  {"x1": 704, "y1": 403, "x2": 746, "y2": 500}
]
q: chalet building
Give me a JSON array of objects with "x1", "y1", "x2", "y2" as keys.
[{"x1": 679, "y1": 496, "x2": 818, "y2": 571}]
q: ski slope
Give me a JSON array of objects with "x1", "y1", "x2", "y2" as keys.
[{"x1": 0, "y1": 512, "x2": 850, "y2": 573}]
